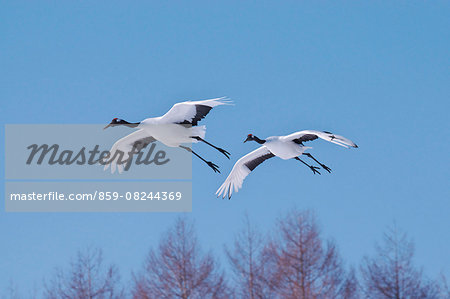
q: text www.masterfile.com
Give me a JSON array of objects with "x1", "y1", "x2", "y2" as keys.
[{"x1": 9, "y1": 191, "x2": 184, "y2": 201}]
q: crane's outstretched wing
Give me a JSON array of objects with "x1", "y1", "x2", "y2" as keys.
[
  {"x1": 216, "y1": 146, "x2": 274, "y2": 199},
  {"x1": 160, "y1": 97, "x2": 231, "y2": 126},
  {"x1": 283, "y1": 130, "x2": 358, "y2": 148},
  {"x1": 103, "y1": 129, "x2": 156, "y2": 174}
]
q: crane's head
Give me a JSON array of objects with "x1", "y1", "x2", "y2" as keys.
[
  {"x1": 244, "y1": 134, "x2": 254, "y2": 143},
  {"x1": 244, "y1": 134, "x2": 266, "y2": 144},
  {"x1": 103, "y1": 118, "x2": 123, "y2": 130}
]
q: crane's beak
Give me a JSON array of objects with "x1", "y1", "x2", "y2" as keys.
[
  {"x1": 103, "y1": 124, "x2": 112, "y2": 130},
  {"x1": 243, "y1": 137, "x2": 250, "y2": 143}
]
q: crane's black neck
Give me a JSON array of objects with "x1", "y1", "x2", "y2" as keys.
[
  {"x1": 253, "y1": 136, "x2": 266, "y2": 144},
  {"x1": 117, "y1": 120, "x2": 140, "y2": 128}
]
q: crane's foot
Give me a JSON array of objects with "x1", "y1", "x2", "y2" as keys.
[
  {"x1": 207, "y1": 161, "x2": 220, "y2": 173},
  {"x1": 310, "y1": 166, "x2": 321, "y2": 175},
  {"x1": 217, "y1": 147, "x2": 231, "y2": 159},
  {"x1": 320, "y1": 164, "x2": 332, "y2": 173}
]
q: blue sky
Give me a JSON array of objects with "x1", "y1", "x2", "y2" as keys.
[{"x1": 1, "y1": 1, "x2": 449, "y2": 294}]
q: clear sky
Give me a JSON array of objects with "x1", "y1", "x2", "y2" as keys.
[{"x1": 1, "y1": 1, "x2": 449, "y2": 295}]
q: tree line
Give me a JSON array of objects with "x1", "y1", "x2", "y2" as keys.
[{"x1": 3, "y1": 209, "x2": 449, "y2": 299}]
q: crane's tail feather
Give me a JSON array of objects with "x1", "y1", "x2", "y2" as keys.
[{"x1": 191, "y1": 125, "x2": 206, "y2": 142}]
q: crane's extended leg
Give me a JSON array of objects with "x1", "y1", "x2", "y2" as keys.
[
  {"x1": 190, "y1": 136, "x2": 231, "y2": 159},
  {"x1": 294, "y1": 157, "x2": 321, "y2": 175},
  {"x1": 303, "y1": 153, "x2": 332, "y2": 173},
  {"x1": 179, "y1": 145, "x2": 220, "y2": 173}
]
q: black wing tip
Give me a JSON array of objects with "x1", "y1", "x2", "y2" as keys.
[
  {"x1": 292, "y1": 134, "x2": 318, "y2": 145},
  {"x1": 215, "y1": 192, "x2": 232, "y2": 200}
]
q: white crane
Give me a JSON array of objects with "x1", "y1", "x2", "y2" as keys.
[
  {"x1": 216, "y1": 130, "x2": 358, "y2": 199},
  {"x1": 103, "y1": 97, "x2": 231, "y2": 174}
]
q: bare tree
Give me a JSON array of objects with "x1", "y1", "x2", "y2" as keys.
[
  {"x1": 438, "y1": 273, "x2": 450, "y2": 299},
  {"x1": 44, "y1": 247, "x2": 123, "y2": 299},
  {"x1": 263, "y1": 209, "x2": 357, "y2": 299},
  {"x1": 2, "y1": 280, "x2": 22, "y2": 299},
  {"x1": 132, "y1": 217, "x2": 230, "y2": 299},
  {"x1": 342, "y1": 268, "x2": 361, "y2": 299},
  {"x1": 225, "y1": 214, "x2": 273, "y2": 299},
  {"x1": 2, "y1": 281, "x2": 39, "y2": 299},
  {"x1": 360, "y1": 224, "x2": 439, "y2": 299}
]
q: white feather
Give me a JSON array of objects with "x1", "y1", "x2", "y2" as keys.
[
  {"x1": 282, "y1": 130, "x2": 358, "y2": 148},
  {"x1": 216, "y1": 146, "x2": 272, "y2": 199},
  {"x1": 103, "y1": 129, "x2": 151, "y2": 174},
  {"x1": 159, "y1": 97, "x2": 232, "y2": 124}
]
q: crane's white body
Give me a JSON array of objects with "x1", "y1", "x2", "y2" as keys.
[
  {"x1": 264, "y1": 136, "x2": 311, "y2": 160},
  {"x1": 104, "y1": 97, "x2": 230, "y2": 173},
  {"x1": 216, "y1": 130, "x2": 357, "y2": 199},
  {"x1": 134, "y1": 97, "x2": 230, "y2": 147},
  {"x1": 138, "y1": 123, "x2": 206, "y2": 147}
]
